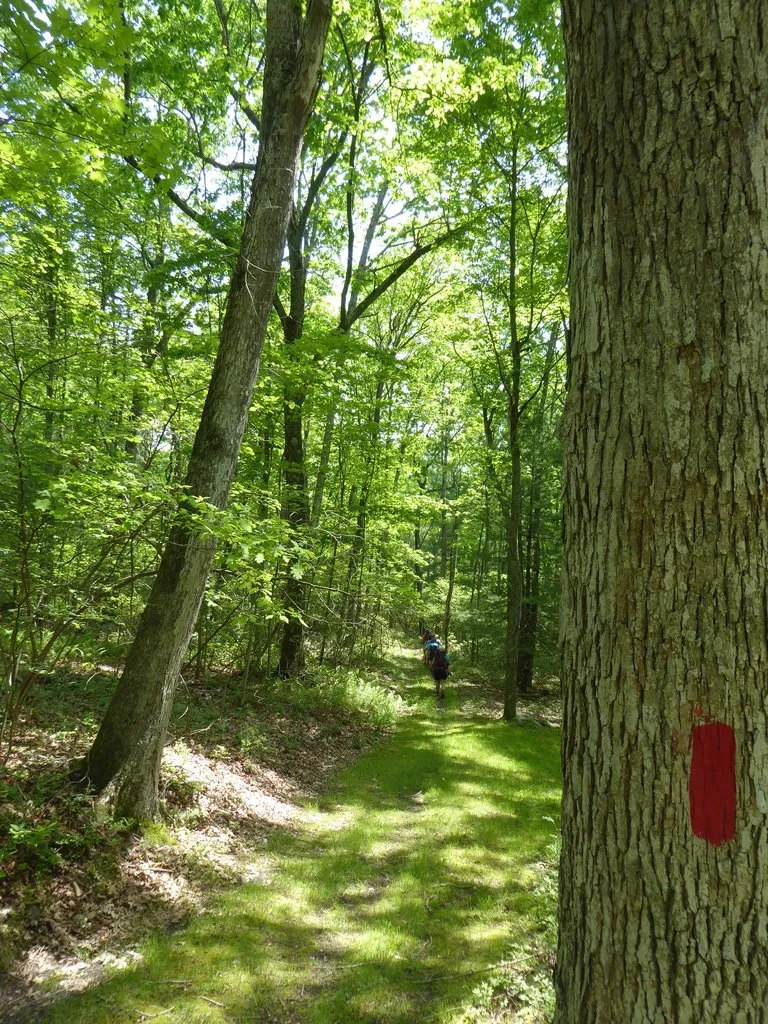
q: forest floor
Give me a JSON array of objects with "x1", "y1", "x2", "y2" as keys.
[{"x1": 1, "y1": 649, "x2": 561, "y2": 1024}]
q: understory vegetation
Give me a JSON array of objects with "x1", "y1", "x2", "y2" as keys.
[
  {"x1": 2, "y1": 649, "x2": 560, "y2": 1023},
  {"x1": 1, "y1": 657, "x2": 405, "y2": 974}
]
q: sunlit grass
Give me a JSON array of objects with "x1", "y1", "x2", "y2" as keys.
[{"x1": 45, "y1": 651, "x2": 560, "y2": 1023}]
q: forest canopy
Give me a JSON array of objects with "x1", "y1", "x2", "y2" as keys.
[
  {"x1": 0, "y1": 0, "x2": 567, "y2": 759},
  {"x1": 6, "y1": 1, "x2": 766, "y2": 1022}
]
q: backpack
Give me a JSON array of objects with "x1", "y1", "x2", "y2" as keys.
[{"x1": 432, "y1": 648, "x2": 448, "y2": 671}]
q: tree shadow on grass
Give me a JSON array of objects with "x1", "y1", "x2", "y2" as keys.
[{"x1": 43, "y1": 656, "x2": 561, "y2": 1024}]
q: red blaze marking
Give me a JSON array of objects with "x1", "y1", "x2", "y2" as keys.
[{"x1": 689, "y1": 722, "x2": 736, "y2": 846}]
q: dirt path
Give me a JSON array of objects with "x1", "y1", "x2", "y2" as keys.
[{"x1": 38, "y1": 651, "x2": 561, "y2": 1024}]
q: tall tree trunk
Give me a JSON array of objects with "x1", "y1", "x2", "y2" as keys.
[
  {"x1": 442, "y1": 518, "x2": 458, "y2": 650},
  {"x1": 503, "y1": 155, "x2": 522, "y2": 723},
  {"x1": 310, "y1": 403, "x2": 337, "y2": 528},
  {"x1": 81, "y1": 0, "x2": 333, "y2": 820},
  {"x1": 440, "y1": 420, "x2": 449, "y2": 577},
  {"x1": 480, "y1": 144, "x2": 523, "y2": 721},
  {"x1": 502, "y1": 469, "x2": 521, "y2": 720},
  {"x1": 276, "y1": 382, "x2": 309, "y2": 678},
  {"x1": 517, "y1": 326, "x2": 557, "y2": 693},
  {"x1": 276, "y1": 52, "x2": 379, "y2": 676},
  {"x1": 277, "y1": 210, "x2": 311, "y2": 678},
  {"x1": 557, "y1": 2, "x2": 768, "y2": 1020},
  {"x1": 43, "y1": 261, "x2": 57, "y2": 444}
]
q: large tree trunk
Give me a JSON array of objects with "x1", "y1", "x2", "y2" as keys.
[
  {"x1": 557, "y1": 2, "x2": 768, "y2": 1020},
  {"x1": 81, "y1": 0, "x2": 333, "y2": 820}
]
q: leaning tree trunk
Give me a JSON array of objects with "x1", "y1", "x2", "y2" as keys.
[
  {"x1": 557, "y1": 2, "x2": 768, "y2": 1021},
  {"x1": 81, "y1": 0, "x2": 333, "y2": 821}
]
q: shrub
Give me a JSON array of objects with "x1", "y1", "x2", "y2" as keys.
[
  {"x1": 0, "y1": 820, "x2": 72, "y2": 877},
  {"x1": 264, "y1": 666, "x2": 404, "y2": 731}
]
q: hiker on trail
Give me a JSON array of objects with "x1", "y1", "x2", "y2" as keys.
[
  {"x1": 431, "y1": 647, "x2": 450, "y2": 698},
  {"x1": 422, "y1": 633, "x2": 441, "y2": 665}
]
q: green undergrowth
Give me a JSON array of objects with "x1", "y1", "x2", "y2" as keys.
[
  {"x1": 43, "y1": 650, "x2": 561, "y2": 1024},
  {"x1": 0, "y1": 656, "x2": 406, "y2": 975},
  {"x1": 455, "y1": 836, "x2": 559, "y2": 1023},
  {"x1": 265, "y1": 664, "x2": 405, "y2": 729}
]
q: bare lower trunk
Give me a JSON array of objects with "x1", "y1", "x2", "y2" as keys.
[
  {"x1": 277, "y1": 377, "x2": 309, "y2": 678},
  {"x1": 81, "y1": 0, "x2": 333, "y2": 820},
  {"x1": 414, "y1": 524, "x2": 423, "y2": 596},
  {"x1": 503, "y1": 491, "x2": 521, "y2": 721},
  {"x1": 557, "y1": 2, "x2": 768, "y2": 1019},
  {"x1": 310, "y1": 403, "x2": 336, "y2": 528},
  {"x1": 518, "y1": 327, "x2": 556, "y2": 693},
  {"x1": 442, "y1": 521, "x2": 458, "y2": 651},
  {"x1": 276, "y1": 200, "x2": 312, "y2": 678},
  {"x1": 516, "y1": 600, "x2": 537, "y2": 694}
]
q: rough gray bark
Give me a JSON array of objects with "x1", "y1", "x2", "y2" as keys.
[
  {"x1": 81, "y1": 0, "x2": 333, "y2": 820},
  {"x1": 557, "y1": 2, "x2": 768, "y2": 1021}
]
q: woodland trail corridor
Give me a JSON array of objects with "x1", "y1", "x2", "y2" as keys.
[{"x1": 46, "y1": 651, "x2": 561, "y2": 1024}]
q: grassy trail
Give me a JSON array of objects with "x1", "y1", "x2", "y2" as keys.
[{"x1": 46, "y1": 650, "x2": 561, "y2": 1024}]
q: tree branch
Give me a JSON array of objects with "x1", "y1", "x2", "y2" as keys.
[
  {"x1": 213, "y1": 0, "x2": 262, "y2": 132},
  {"x1": 273, "y1": 291, "x2": 288, "y2": 329},
  {"x1": 345, "y1": 223, "x2": 468, "y2": 330},
  {"x1": 123, "y1": 155, "x2": 238, "y2": 251}
]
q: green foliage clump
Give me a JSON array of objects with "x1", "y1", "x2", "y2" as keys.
[
  {"x1": 0, "y1": 784, "x2": 131, "y2": 881},
  {"x1": 271, "y1": 666, "x2": 405, "y2": 732},
  {"x1": 0, "y1": 820, "x2": 71, "y2": 877}
]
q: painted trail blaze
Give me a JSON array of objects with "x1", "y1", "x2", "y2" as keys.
[{"x1": 689, "y1": 722, "x2": 736, "y2": 846}]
